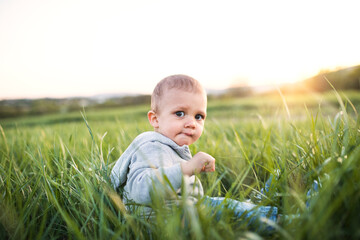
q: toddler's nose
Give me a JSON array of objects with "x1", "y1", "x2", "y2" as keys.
[{"x1": 185, "y1": 117, "x2": 196, "y2": 128}]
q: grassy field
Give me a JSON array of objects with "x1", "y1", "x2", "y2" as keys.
[{"x1": 1, "y1": 90, "x2": 359, "y2": 239}]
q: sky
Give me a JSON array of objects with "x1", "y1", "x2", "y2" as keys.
[{"x1": 1, "y1": 0, "x2": 359, "y2": 99}]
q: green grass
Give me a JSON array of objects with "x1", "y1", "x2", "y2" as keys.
[{"x1": 0, "y1": 91, "x2": 359, "y2": 239}]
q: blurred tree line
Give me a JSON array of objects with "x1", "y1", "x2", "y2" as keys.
[
  {"x1": 280, "y1": 65, "x2": 360, "y2": 94},
  {"x1": 304, "y1": 65, "x2": 360, "y2": 91},
  {"x1": 1, "y1": 65, "x2": 359, "y2": 119},
  {"x1": 0, "y1": 95, "x2": 151, "y2": 118}
]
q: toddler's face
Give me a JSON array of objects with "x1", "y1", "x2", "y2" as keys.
[{"x1": 151, "y1": 88, "x2": 207, "y2": 146}]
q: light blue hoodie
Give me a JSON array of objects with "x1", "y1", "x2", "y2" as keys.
[{"x1": 110, "y1": 131, "x2": 204, "y2": 205}]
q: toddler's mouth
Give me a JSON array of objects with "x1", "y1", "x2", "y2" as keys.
[{"x1": 182, "y1": 132, "x2": 193, "y2": 137}]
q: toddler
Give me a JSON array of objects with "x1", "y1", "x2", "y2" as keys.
[{"x1": 111, "y1": 74, "x2": 277, "y2": 226}]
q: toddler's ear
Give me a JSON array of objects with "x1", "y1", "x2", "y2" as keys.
[{"x1": 147, "y1": 110, "x2": 159, "y2": 128}]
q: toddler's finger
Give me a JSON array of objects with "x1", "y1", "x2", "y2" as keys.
[{"x1": 205, "y1": 163, "x2": 215, "y2": 172}]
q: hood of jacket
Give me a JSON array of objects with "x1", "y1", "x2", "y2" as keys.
[{"x1": 110, "y1": 131, "x2": 192, "y2": 189}]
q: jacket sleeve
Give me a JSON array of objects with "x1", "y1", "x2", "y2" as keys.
[{"x1": 124, "y1": 142, "x2": 183, "y2": 204}]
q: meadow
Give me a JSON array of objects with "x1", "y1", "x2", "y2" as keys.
[{"x1": 0, "y1": 90, "x2": 359, "y2": 239}]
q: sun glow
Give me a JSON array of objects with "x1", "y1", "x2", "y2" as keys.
[{"x1": 0, "y1": 0, "x2": 359, "y2": 99}]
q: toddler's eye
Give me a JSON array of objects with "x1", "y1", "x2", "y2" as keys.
[
  {"x1": 175, "y1": 111, "x2": 185, "y2": 117},
  {"x1": 195, "y1": 114, "x2": 204, "y2": 120}
]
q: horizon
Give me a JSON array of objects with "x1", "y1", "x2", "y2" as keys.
[
  {"x1": 0, "y1": 81, "x2": 278, "y2": 101},
  {"x1": 1, "y1": 64, "x2": 358, "y2": 101}
]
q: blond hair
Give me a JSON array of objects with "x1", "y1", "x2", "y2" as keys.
[{"x1": 151, "y1": 74, "x2": 205, "y2": 112}]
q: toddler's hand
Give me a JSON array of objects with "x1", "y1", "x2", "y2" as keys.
[{"x1": 181, "y1": 152, "x2": 215, "y2": 176}]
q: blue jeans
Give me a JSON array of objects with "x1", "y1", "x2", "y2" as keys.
[
  {"x1": 202, "y1": 178, "x2": 320, "y2": 231},
  {"x1": 203, "y1": 196, "x2": 278, "y2": 230}
]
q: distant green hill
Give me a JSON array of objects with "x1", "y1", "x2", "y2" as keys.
[{"x1": 303, "y1": 65, "x2": 360, "y2": 91}]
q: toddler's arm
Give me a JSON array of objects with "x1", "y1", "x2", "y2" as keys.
[
  {"x1": 181, "y1": 152, "x2": 215, "y2": 176},
  {"x1": 125, "y1": 142, "x2": 184, "y2": 204}
]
